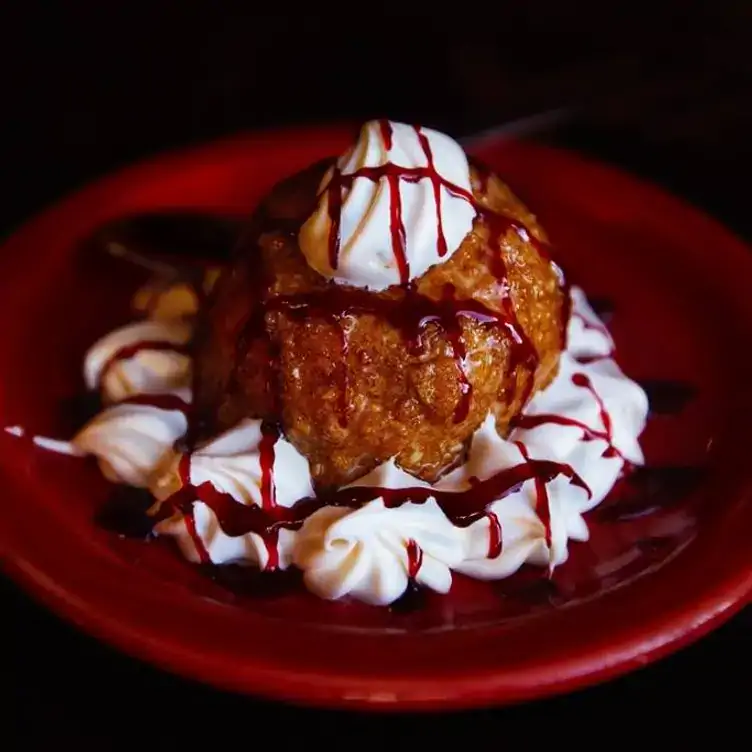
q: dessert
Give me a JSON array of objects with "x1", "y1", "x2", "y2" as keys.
[
  {"x1": 19, "y1": 120, "x2": 650, "y2": 607},
  {"x1": 192, "y1": 120, "x2": 566, "y2": 487}
]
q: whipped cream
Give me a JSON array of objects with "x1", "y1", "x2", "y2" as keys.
[
  {"x1": 152, "y1": 418, "x2": 313, "y2": 569},
  {"x1": 52, "y1": 276, "x2": 647, "y2": 607},
  {"x1": 73, "y1": 285, "x2": 194, "y2": 486},
  {"x1": 154, "y1": 502, "x2": 298, "y2": 569},
  {"x1": 83, "y1": 319, "x2": 192, "y2": 403},
  {"x1": 153, "y1": 419, "x2": 313, "y2": 507},
  {"x1": 294, "y1": 498, "x2": 465, "y2": 606},
  {"x1": 73, "y1": 400, "x2": 188, "y2": 488},
  {"x1": 299, "y1": 120, "x2": 476, "y2": 290}
]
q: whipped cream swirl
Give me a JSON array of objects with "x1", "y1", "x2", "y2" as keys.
[
  {"x1": 299, "y1": 120, "x2": 477, "y2": 290},
  {"x1": 73, "y1": 400, "x2": 187, "y2": 488},
  {"x1": 72, "y1": 281, "x2": 196, "y2": 485},
  {"x1": 294, "y1": 462, "x2": 465, "y2": 606},
  {"x1": 153, "y1": 419, "x2": 313, "y2": 569},
  {"x1": 83, "y1": 319, "x2": 192, "y2": 404}
]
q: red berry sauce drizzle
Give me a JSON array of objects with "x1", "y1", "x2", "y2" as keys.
[
  {"x1": 72, "y1": 140, "x2": 702, "y2": 605},
  {"x1": 515, "y1": 442, "x2": 553, "y2": 551},
  {"x1": 146, "y1": 454, "x2": 590, "y2": 573},
  {"x1": 90, "y1": 338, "x2": 625, "y2": 582},
  {"x1": 93, "y1": 338, "x2": 194, "y2": 415},
  {"x1": 280, "y1": 120, "x2": 546, "y2": 425},
  {"x1": 512, "y1": 372, "x2": 625, "y2": 461},
  {"x1": 151, "y1": 422, "x2": 283, "y2": 569},
  {"x1": 406, "y1": 539, "x2": 424, "y2": 579},
  {"x1": 466, "y1": 475, "x2": 504, "y2": 560},
  {"x1": 82, "y1": 322, "x2": 701, "y2": 609},
  {"x1": 486, "y1": 510, "x2": 503, "y2": 559},
  {"x1": 96, "y1": 310, "x2": 695, "y2": 601},
  {"x1": 571, "y1": 308, "x2": 616, "y2": 365}
]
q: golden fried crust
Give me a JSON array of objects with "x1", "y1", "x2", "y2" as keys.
[{"x1": 192, "y1": 160, "x2": 566, "y2": 488}]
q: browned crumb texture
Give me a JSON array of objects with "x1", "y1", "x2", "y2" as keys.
[{"x1": 192, "y1": 160, "x2": 566, "y2": 488}]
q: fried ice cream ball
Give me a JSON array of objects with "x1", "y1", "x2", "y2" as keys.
[{"x1": 191, "y1": 160, "x2": 567, "y2": 488}]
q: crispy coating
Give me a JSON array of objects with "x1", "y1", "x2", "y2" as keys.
[{"x1": 192, "y1": 160, "x2": 566, "y2": 488}]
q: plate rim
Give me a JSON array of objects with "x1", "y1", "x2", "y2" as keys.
[{"x1": 0, "y1": 125, "x2": 750, "y2": 711}]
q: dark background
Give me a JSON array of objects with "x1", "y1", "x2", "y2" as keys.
[{"x1": 0, "y1": 4, "x2": 749, "y2": 745}]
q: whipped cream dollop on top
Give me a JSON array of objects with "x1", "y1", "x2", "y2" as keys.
[
  {"x1": 299, "y1": 120, "x2": 477, "y2": 290},
  {"x1": 59, "y1": 275, "x2": 648, "y2": 607}
]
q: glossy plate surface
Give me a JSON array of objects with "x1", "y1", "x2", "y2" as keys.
[{"x1": 0, "y1": 125, "x2": 750, "y2": 710}]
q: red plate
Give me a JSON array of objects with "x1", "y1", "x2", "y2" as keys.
[{"x1": 0, "y1": 125, "x2": 750, "y2": 710}]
